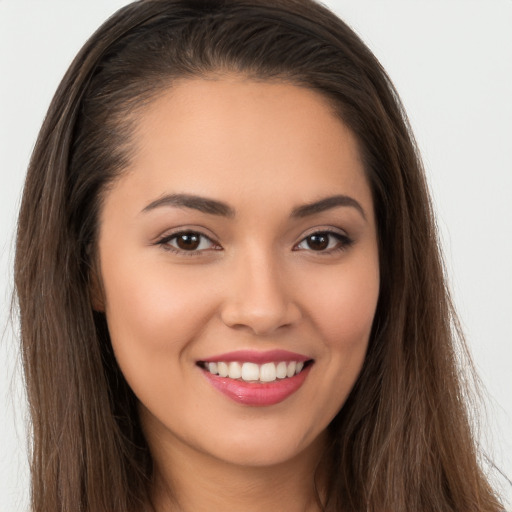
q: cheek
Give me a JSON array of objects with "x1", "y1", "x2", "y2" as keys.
[
  {"x1": 309, "y1": 263, "x2": 379, "y2": 344},
  {"x1": 100, "y1": 253, "x2": 218, "y2": 371},
  {"x1": 283, "y1": 252, "x2": 379, "y2": 429},
  {"x1": 299, "y1": 252, "x2": 379, "y2": 383},
  {"x1": 318, "y1": 284, "x2": 377, "y2": 345}
]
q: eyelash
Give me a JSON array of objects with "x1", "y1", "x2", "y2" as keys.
[
  {"x1": 294, "y1": 230, "x2": 354, "y2": 254},
  {"x1": 156, "y1": 229, "x2": 353, "y2": 256},
  {"x1": 156, "y1": 231, "x2": 221, "y2": 257}
]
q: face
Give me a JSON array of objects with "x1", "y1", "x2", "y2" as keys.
[{"x1": 95, "y1": 77, "x2": 380, "y2": 470}]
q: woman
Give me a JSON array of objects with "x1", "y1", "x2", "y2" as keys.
[{"x1": 13, "y1": 0, "x2": 505, "y2": 511}]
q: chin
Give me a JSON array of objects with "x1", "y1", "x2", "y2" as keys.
[{"x1": 198, "y1": 425, "x2": 328, "y2": 469}]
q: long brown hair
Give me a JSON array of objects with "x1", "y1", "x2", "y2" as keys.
[{"x1": 14, "y1": 0, "x2": 504, "y2": 510}]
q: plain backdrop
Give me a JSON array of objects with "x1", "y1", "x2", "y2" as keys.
[{"x1": 1, "y1": 1, "x2": 511, "y2": 511}]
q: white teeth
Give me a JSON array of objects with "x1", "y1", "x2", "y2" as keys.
[
  {"x1": 276, "y1": 361, "x2": 287, "y2": 379},
  {"x1": 241, "y1": 362, "x2": 260, "y2": 381},
  {"x1": 217, "y1": 362, "x2": 229, "y2": 377},
  {"x1": 228, "y1": 361, "x2": 242, "y2": 379},
  {"x1": 260, "y1": 362, "x2": 277, "y2": 382},
  {"x1": 203, "y1": 360, "x2": 308, "y2": 382}
]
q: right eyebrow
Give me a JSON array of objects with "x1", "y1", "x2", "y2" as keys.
[{"x1": 141, "y1": 193, "x2": 236, "y2": 218}]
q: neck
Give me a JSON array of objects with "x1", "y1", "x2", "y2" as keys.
[{"x1": 148, "y1": 433, "x2": 328, "y2": 512}]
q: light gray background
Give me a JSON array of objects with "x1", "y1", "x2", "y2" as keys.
[{"x1": 1, "y1": 1, "x2": 511, "y2": 511}]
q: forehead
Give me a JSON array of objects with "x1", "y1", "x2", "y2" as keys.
[{"x1": 106, "y1": 76, "x2": 373, "y2": 220}]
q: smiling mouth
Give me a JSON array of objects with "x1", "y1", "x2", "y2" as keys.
[{"x1": 198, "y1": 360, "x2": 313, "y2": 383}]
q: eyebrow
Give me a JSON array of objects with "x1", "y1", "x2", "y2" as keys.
[
  {"x1": 141, "y1": 193, "x2": 366, "y2": 220},
  {"x1": 291, "y1": 194, "x2": 366, "y2": 220},
  {"x1": 141, "y1": 193, "x2": 235, "y2": 217}
]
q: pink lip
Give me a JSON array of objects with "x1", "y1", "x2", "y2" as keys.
[
  {"x1": 201, "y1": 363, "x2": 312, "y2": 407},
  {"x1": 199, "y1": 349, "x2": 310, "y2": 364}
]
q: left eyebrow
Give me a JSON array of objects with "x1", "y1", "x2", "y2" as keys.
[{"x1": 291, "y1": 195, "x2": 367, "y2": 221}]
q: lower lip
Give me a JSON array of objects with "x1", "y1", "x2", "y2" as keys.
[{"x1": 201, "y1": 364, "x2": 312, "y2": 406}]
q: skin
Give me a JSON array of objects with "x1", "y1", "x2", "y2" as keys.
[{"x1": 95, "y1": 76, "x2": 380, "y2": 512}]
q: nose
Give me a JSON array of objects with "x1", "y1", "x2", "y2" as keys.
[{"x1": 220, "y1": 250, "x2": 302, "y2": 336}]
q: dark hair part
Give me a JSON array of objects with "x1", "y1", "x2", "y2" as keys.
[{"x1": 15, "y1": 0, "x2": 503, "y2": 511}]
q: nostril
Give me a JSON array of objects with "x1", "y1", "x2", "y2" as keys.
[{"x1": 220, "y1": 301, "x2": 302, "y2": 336}]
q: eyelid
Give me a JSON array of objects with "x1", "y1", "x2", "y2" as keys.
[
  {"x1": 298, "y1": 225, "x2": 349, "y2": 239},
  {"x1": 155, "y1": 228, "x2": 222, "y2": 255},
  {"x1": 293, "y1": 228, "x2": 354, "y2": 253},
  {"x1": 153, "y1": 226, "x2": 353, "y2": 255}
]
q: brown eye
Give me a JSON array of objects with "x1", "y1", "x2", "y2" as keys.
[
  {"x1": 175, "y1": 232, "x2": 201, "y2": 250},
  {"x1": 306, "y1": 233, "x2": 329, "y2": 251},
  {"x1": 161, "y1": 231, "x2": 217, "y2": 253},
  {"x1": 295, "y1": 231, "x2": 352, "y2": 253}
]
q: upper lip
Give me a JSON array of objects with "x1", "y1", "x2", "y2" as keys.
[{"x1": 198, "y1": 349, "x2": 311, "y2": 364}]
